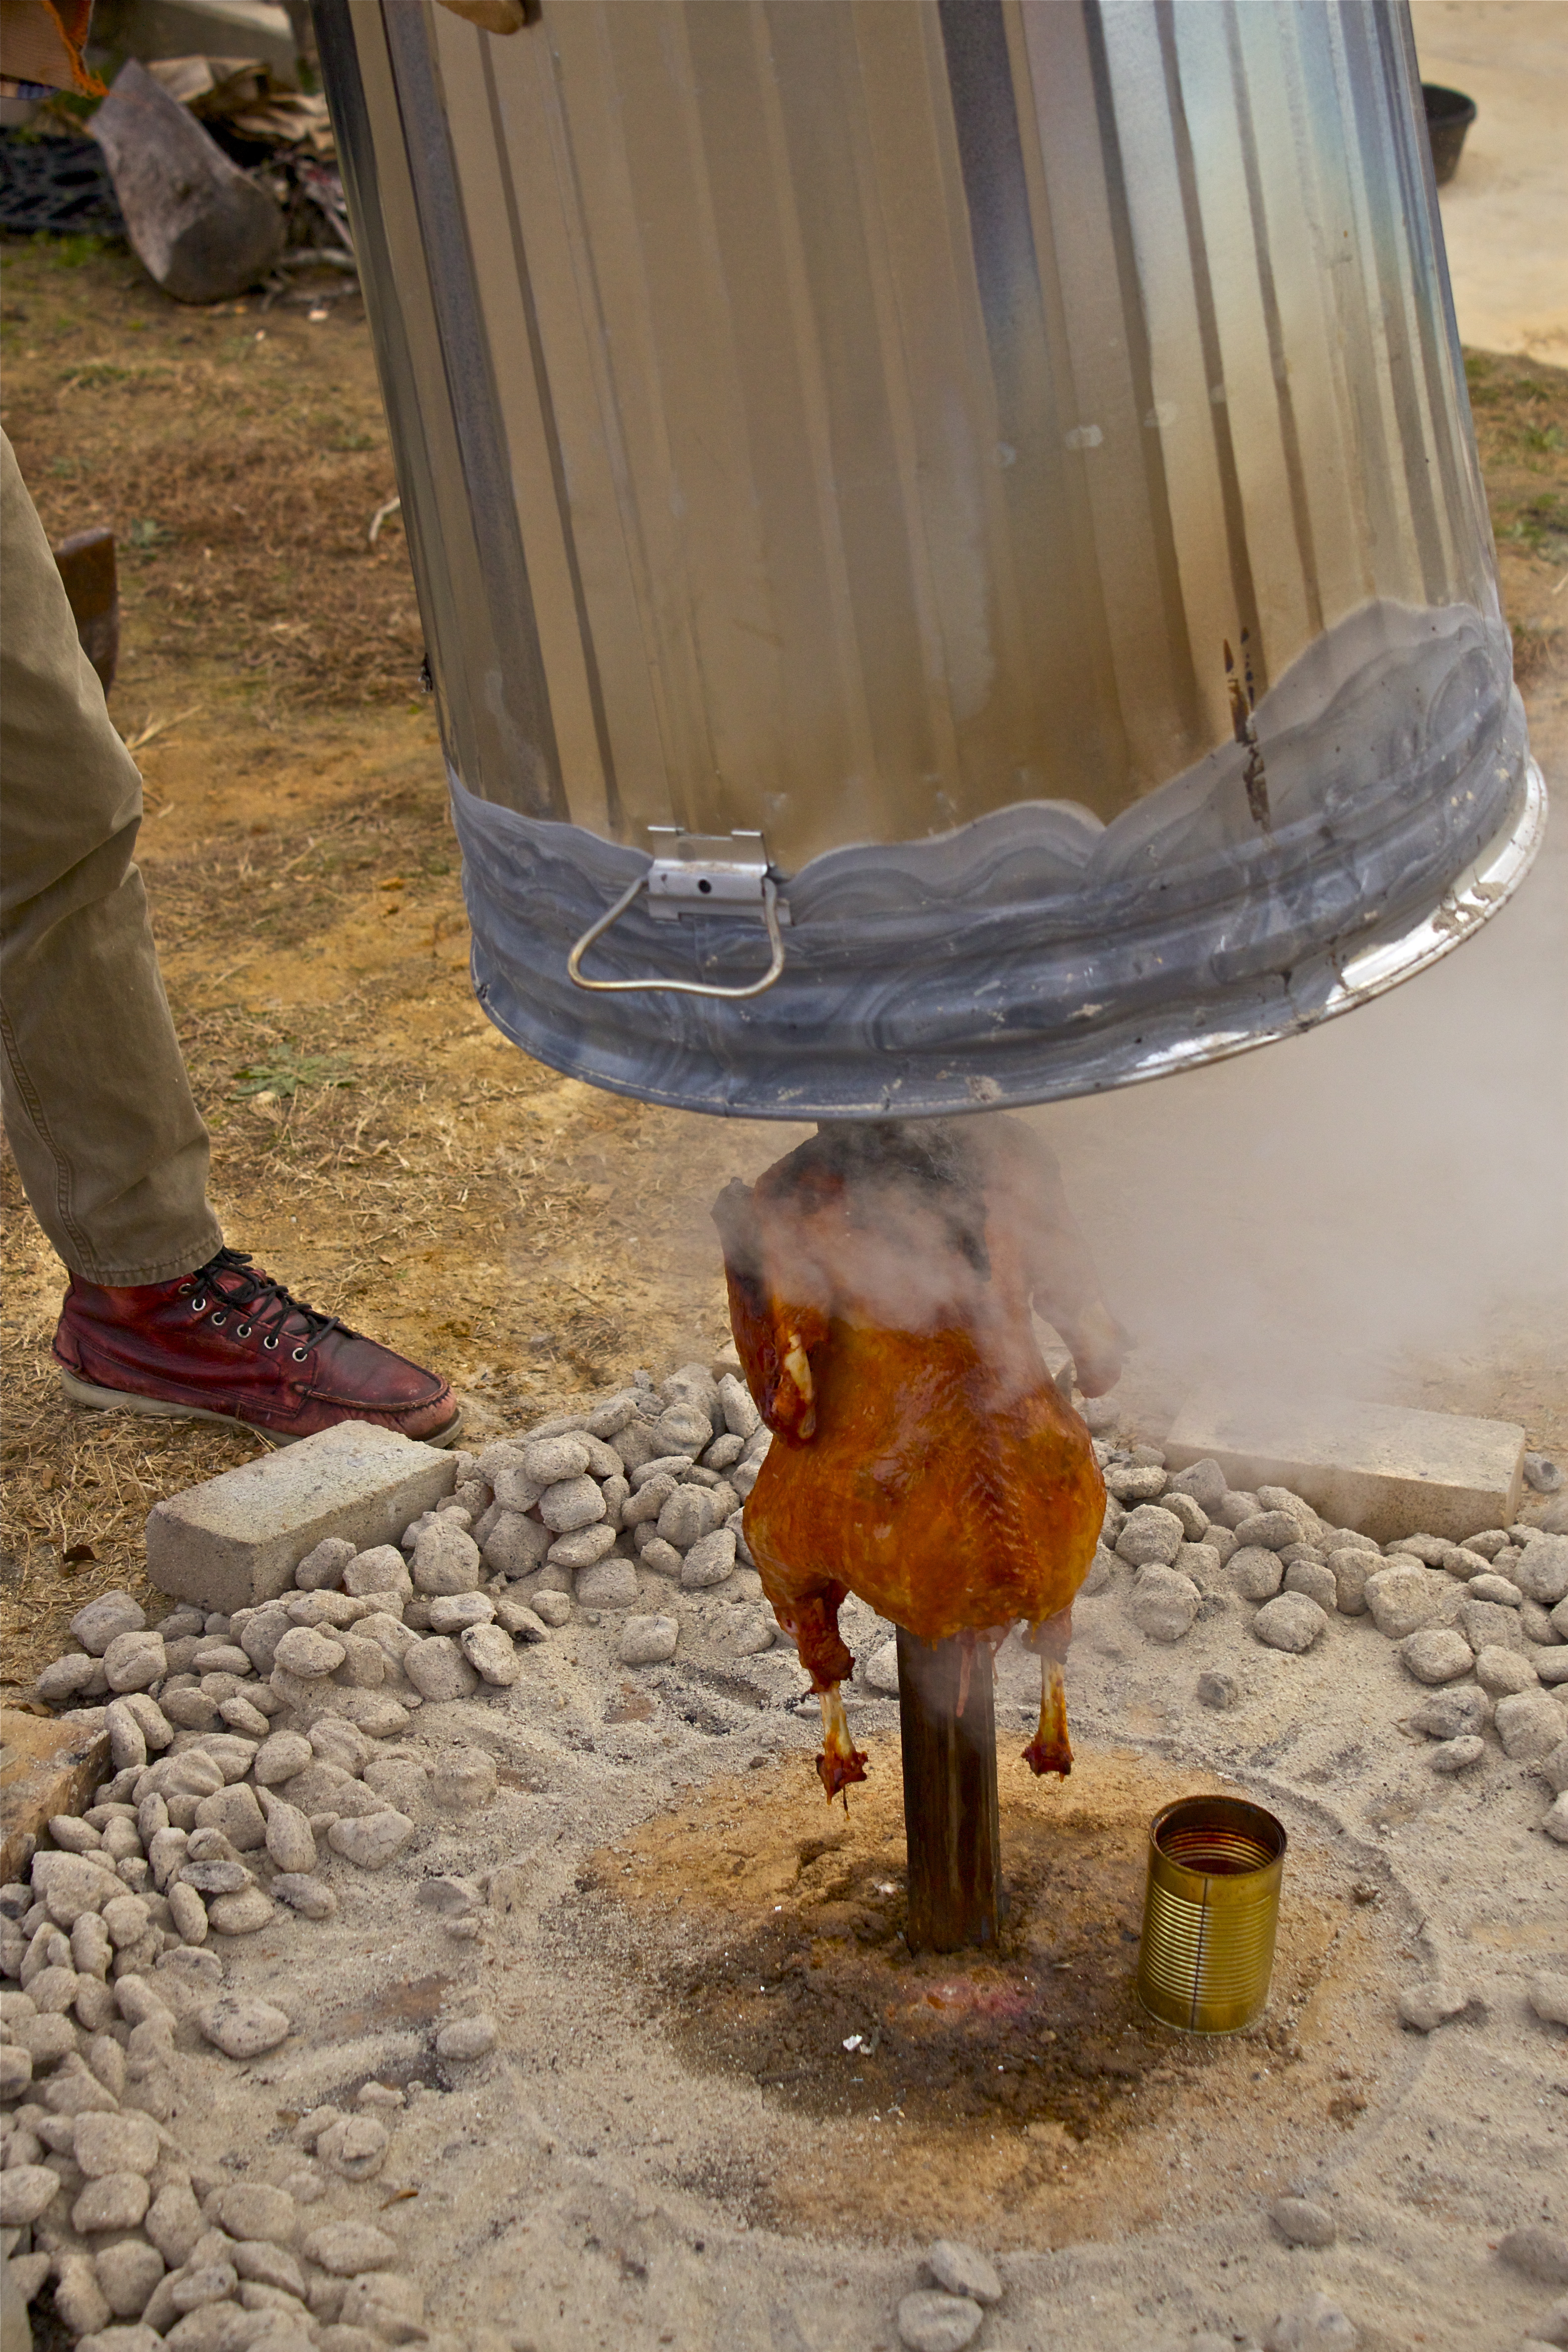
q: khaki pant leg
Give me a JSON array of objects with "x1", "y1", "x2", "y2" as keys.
[{"x1": 0, "y1": 430, "x2": 222, "y2": 1283}]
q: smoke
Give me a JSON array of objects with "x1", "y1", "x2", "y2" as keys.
[{"x1": 1027, "y1": 793, "x2": 1568, "y2": 1427}]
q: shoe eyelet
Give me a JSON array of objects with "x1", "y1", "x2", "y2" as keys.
[
  {"x1": 236, "y1": 1323, "x2": 251, "y2": 1338},
  {"x1": 177, "y1": 1281, "x2": 194, "y2": 1294},
  {"x1": 191, "y1": 1296, "x2": 207, "y2": 1314},
  {"x1": 263, "y1": 1336, "x2": 279, "y2": 1350},
  {"x1": 292, "y1": 1347, "x2": 309, "y2": 1362},
  {"x1": 210, "y1": 1311, "x2": 227, "y2": 1327}
]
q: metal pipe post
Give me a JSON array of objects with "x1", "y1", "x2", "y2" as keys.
[{"x1": 896, "y1": 1625, "x2": 1001, "y2": 1953}]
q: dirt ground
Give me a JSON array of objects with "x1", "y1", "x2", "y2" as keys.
[{"x1": 0, "y1": 236, "x2": 1564, "y2": 1692}]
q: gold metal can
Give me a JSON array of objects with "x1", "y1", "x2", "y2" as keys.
[{"x1": 1135, "y1": 1794, "x2": 1287, "y2": 2034}]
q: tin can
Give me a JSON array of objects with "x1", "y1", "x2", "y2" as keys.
[{"x1": 1136, "y1": 1794, "x2": 1286, "y2": 2035}]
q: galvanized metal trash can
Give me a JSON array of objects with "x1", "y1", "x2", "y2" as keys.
[{"x1": 316, "y1": 0, "x2": 1541, "y2": 1120}]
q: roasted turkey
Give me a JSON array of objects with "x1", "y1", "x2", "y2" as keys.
[{"x1": 713, "y1": 1118, "x2": 1124, "y2": 1802}]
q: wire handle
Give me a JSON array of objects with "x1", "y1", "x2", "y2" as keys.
[{"x1": 567, "y1": 871, "x2": 787, "y2": 999}]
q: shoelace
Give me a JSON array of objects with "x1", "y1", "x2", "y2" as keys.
[{"x1": 188, "y1": 1247, "x2": 345, "y2": 1356}]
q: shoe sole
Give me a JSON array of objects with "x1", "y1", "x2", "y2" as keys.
[{"x1": 58, "y1": 1369, "x2": 464, "y2": 1450}]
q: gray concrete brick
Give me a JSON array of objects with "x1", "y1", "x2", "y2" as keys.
[
  {"x1": 1164, "y1": 1389, "x2": 1523, "y2": 1545},
  {"x1": 145, "y1": 1422, "x2": 457, "y2": 1614}
]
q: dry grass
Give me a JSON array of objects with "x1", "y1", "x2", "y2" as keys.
[{"x1": 0, "y1": 237, "x2": 421, "y2": 708}]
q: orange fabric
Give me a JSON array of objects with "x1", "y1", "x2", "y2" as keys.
[{"x1": 0, "y1": 0, "x2": 101, "y2": 95}]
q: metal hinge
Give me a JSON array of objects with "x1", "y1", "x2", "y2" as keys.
[{"x1": 567, "y1": 828, "x2": 789, "y2": 999}]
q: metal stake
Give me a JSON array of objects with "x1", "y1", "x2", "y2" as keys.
[{"x1": 896, "y1": 1625, "x2": 1001, "y2": 1953}]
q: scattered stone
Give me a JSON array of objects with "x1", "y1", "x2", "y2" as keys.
[
  {"x1": 1528, "y1": 1975, "x2": 1568, "y2": 2028},
  {"x1": 1105, "y1": 1464, "x2": 1167, "y2": 1504},
  {"x1": 1516, "y1": 1536, "x2": 1568, "y2": 1606},
  {"x1": 317, "y1": 2114, "x2": 389, "y2": 2180},
  {"x1": 73, "y1": 2108, "x2": 159, "y2": 2176},
  {"x1": 264, "y1": 1802, "x2": 317, "y2": 1875},
  {"x1": 432, "y1": 1749, "x2": 495, "y2": 1808},
  {"x1": 1232, "y1": 1510, "x2": 1303, "y2": 1553},
  {"x1": 427, "y1": 1593, "x2": 493, "y2": 1633},
  {"x1": 1271, "y1": 2196, "x2": 1337, "y2": 2247},
  {"x1": 896, "y1": 2290, "x2": 983, "y2": 2352},
  {"x1": 300, "y1": 2222, "x2": 399, "y2": 2277},
  {"x1": 681, "y1": 1527, "x2": 737, "y2": 1590},
  {"x1": 342, "y1": 1546, "x2": 413, "y2": 1601},
  {"x1": 1397, "y1": 1628, "x2": 1473, "y2": 1685},
  {"x1": 1228, "y1": 1546, "x2": 1285, "y2": 1601},
  {"x1": 197, "y1": 1996, "x2": 292, "y2": 2058},
  {"x1": 1525, "y1": 1454, "x2": 1565, "y2": 1494},
  {"x1": 73, "y1": 1593, "x2": 148, "y2": 1655},
  {"x1": 1115, "y1": 1506, "x2": 1184, "y2": 1569},
  {"x1": 1476, "y1": 1644, "x2": 1539, "y2": 1696},
  {"x1": 273, "y1": 1626, "x2": 346, "y2": 1680},
  {"x1": 1254, "y1": 1593, "x2": 1328, "y2": 1653},
  {"x1": 576, "y1": 1557, "x2": 639, "y2": 1609},
  {"x1": 493, "y1": 1596, "x2": 548, "y2": 1640},
  {"x1": 1458, "y1": 1595, "x2": 1526, "y2": 1658},
  {"x1": 618, "y1": 1615, "x2": 679, "y2": 1667},
  {"x1": 459, "y1": 1623, "x2": 521, "y2": 1686},
  {"x1": 411, "y1": 1520, "x2": 482, "y2": 1597},
  {"x1": 102, "y1": 1632, "x2": 167, "y2": 1694},
  {"x1": 37, "y1": 1652, "x2": 104, "y2": 1704},
  {"x1": 294, "y1": 1536, "x2": 357, "y2": 1591},
  {"x1": 73, "y1": 2170, "x2": 153, "y2": 2232},
  {"x1": 403, "y1": 1638, "x2": 479, "y2": 1703},
  {"x1": 271, "y1": 1874, "x2": 337, "y2": 1920},
  {"x1": 1363, "y1": 1566, "x2": 1456, "y2": 1640},
  {"x1": 482, "y1": 1514, "x2": 553, "y2": 1579},
  {"x1": 548, "y1": 1522, "x2": 619, "y2": 1570},
  {"x1": 93, "y1": 2240, "x2": 165, "y2": 2319},
  {"x1": 1430, "y1": 1735, "x2": 1485, "y2": 1772},
  {"x1": 208, "y1": 1887, "x2": 275, "y2": 1936},
  {"x1": 1129, "y1": 1566, "x2": 1200, "y2": 1643},
  {"x1": 1282, "y1": 1558, "x2": 1337, "y2": 1614},
  {"x1": 435, "y1": 2014, "x2": 497, "y2": 2060},
  {"x1": 416, "y1": 1874, "x2": 484, "y2": 1916},
  {"x1": 925, "y1": 2242, "x2": 1001, "y2": 2304},
  {"x1": 1262, "y1": 2296, "x2": 1359, "y2": 2352},
  {"x1": 328, "y1": 1811, "x2": 415, "y2": 1870},
  {"x1": 1499, "y1": 2230, "x2": 1568, "y2": 2287},
  {"x1": 0, "y1": 2164, "x2": 62, "y2": 2225},
  {"x1": 1545, "y1": 1793, "x2": 1568, "y2": 1844},
  {"x1": 209, "y1": 2181, "x2": 295, "y2": 2242},
  {"x1": 1495, "y1": 1690, "x2": 1566, "y2": 1759},
  {"x1": 1409, "y1": 1685, "x2": 1492, "y2": 1739},
  {"x1": 1397, "y1": 1981, "x2": 1473, "y2": 2032},
  {"x1": 637, "y1": 1537, "x2": 686, "y2": 1580},
  {"x1": 1535, "y1": 1740, "x2": 1568, "y2": 1793},
  {"x1": 1196, "y1": 1669, "x2": 1239, "y2": 1711}
]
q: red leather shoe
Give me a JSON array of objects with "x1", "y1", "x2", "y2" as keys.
[{"x1": 52, "y1": 1248, "x2": 461, "y2": 1448}]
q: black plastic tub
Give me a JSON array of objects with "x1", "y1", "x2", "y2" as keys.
[{"x1": 1423, "y1": 83, "x2": 1477, "y2": 184}]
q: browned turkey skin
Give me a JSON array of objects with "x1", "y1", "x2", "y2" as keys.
[{"x1": 713, "y1": 1118, "x2": 1123, "y2": 1802}]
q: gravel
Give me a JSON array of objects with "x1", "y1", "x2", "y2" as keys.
[{"x1": 1228, "y1": 1546, "x2": 1284, "y2": 1601}]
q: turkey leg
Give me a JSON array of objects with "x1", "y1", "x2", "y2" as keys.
[{"x1": 897, "y1": 1625, "x2": 1002, "y2": 1953}]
